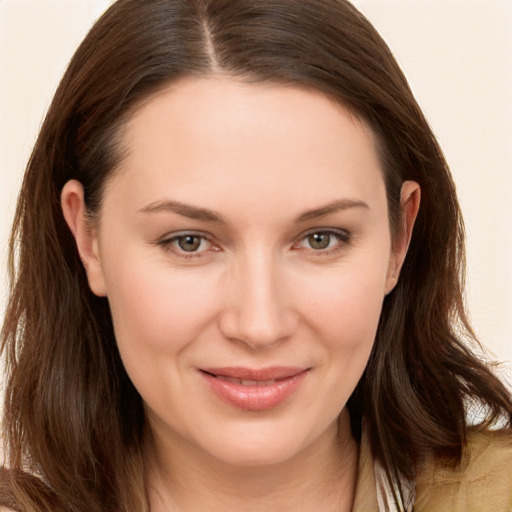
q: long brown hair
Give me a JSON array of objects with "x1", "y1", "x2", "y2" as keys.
[{"x1": 2, "y1": 0, "x2": 511, "y2": 510}]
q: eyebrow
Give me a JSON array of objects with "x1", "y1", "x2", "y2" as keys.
[
  {"x1": 138, "y1": 200, "x2": 225, "y2": 223},
  {"x1": 295, "y1": 199, "x2": 369, "y2": 222},
  {"x1": 138, "y1": 198, "x2": 369, "y2": 223}
]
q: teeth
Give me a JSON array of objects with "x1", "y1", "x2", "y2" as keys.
[{"x1": 216, "y1": 375, "x2": 277, "y2": 386}]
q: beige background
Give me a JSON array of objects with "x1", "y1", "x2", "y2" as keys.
[{"x1": 1, "y1": 0, "x2": 511, "y2": 379}]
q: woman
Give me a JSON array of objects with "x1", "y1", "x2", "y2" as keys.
[{"x1": 1, "y1": 0, "x2": 511, "y2": 511}]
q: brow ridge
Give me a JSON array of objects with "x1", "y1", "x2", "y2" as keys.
[
  {"x1": 296, "y1": 199, "x2": 369, "y2": 222},
  {"x1": 139, "y1": 198, "x2": 369, "y2": 224},
  {"x1": 138, "y1": 200, "x2": 225, "y2": 223}
]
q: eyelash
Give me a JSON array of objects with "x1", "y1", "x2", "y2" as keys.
[{"x1": 157, "y1": 228, "x2": 351, "y2": 260}]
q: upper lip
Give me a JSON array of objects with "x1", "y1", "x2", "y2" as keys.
[{"x1": 200, "y1": 366, "x2": 308, "y2": 381}]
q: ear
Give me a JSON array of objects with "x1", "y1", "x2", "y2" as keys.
[
  {"x1": 385, "y1": 180, "x2": 421, "y2": 294},
  {"x1": 61, "y1": 180, "x2": 107, "y2": 297}
]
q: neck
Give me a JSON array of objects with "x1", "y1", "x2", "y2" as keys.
[{"x1": 144, "y1": 409, "x2": 358, "y2": 512}]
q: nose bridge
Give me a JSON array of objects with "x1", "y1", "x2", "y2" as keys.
[{"x1": 220, "y1": 247, "x2": 296, "y2": 348}]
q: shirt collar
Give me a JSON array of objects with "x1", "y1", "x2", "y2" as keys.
[{"x1": 352, "y1": 425, "x2": 415, "y2": 512}]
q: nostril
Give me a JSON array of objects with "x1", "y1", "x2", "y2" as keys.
[{"x1": 218, "y1": 308, "x2": 297, "y2": 349}]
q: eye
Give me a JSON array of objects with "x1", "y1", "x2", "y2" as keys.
[
  {"x1": 158, "y1": 232, "x2": 216, "y2": 257},
  {"x1": 295, "y1": 229, "x2": 350, "y2": 253},
  {"x1": 307, "y1": 232, "x2": 334, "y2": 250},
  {"x1": 176, "y1": 234, "x2": 203, "y2": 252}
]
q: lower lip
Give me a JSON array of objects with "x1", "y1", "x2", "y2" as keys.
[{"x1": 200, "y1": 370, "x2": 308, "y2": 411}]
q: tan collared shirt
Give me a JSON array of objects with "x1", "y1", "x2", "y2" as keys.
[{"x1": 353, "y1": 429, "x2": 512, "y2": 512}]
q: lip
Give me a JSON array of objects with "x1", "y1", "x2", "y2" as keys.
[{"x1": 199, "y1": 367, "x2": 309, "y2": 411}]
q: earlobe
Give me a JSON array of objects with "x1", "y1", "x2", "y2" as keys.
[
  {"x1": 385, "y1": 181, "x2": 421, "y2": 294},
  {"x1": 61, "y1": 180, "x2": 107, "y2": 297}
]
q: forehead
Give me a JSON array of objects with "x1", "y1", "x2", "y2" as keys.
[{"x1": 107, "y1": 76, "x2": 386, "y2": 217}]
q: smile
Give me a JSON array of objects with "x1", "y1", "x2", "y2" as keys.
[
  {"x1": 199, "y1": 367, "x2": 309, "y2": 411},
  {"x1": 215, "y1": 376, "x2": 284, "y2": 386}
]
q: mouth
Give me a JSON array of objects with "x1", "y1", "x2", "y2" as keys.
[
  {"x1": 199, "y1": 367, "x2": 309, "y2": 411},
  {"x1": 210, "y1": 375, "x2": 286, "y2": 386}
]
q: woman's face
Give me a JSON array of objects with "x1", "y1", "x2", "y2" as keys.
[{"x1": 63, "y1": 77, "x2": 418, "y2": 467}]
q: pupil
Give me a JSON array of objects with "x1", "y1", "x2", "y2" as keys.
[
  {"x1": 178, "y1": 236, "x2": 201, "y2": 252},
  {"x1": 309, "y1": 233, "x2": 330, "y2": 249}
]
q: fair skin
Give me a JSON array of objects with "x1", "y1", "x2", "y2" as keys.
[{"x1": 62, "y1": 76, "x2": 420, "y2": 511}]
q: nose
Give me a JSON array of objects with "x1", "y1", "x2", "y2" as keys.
[{"x1": 218, "y1": 251, "x2": 298, "y2": 350}]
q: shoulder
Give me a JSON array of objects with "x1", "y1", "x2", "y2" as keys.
[{"x1": 415, "y1": 429, "x2": 512, "y2": 512}]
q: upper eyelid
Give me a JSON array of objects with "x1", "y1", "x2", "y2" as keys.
[
  {"x1": 297, "y1": 227, "x2": 350, "y2": 241},
  {"x1": 300, "y1": 227, "x2": 349, "y2": 235},
  {"x1": 160, "y1": 230, "x2": 212, "y2": 243}
]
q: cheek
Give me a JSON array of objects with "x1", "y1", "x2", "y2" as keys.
[
  {"x1": 299, "y1": 259, "x2": 388, "y2": 347},
  {"x1": 102, "y1": 252, "x2": 220, "y2": 356},
  {"x1": 102, "y1": 255, "x2": 225, "y2": 417},
  {"x1": 313, "y1": 277, "x2": 383, "y2": 383},
  {"x1": 283, "y1": 265, "x2": 387, "y2": 435}
]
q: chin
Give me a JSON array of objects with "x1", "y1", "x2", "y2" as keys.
[
  {"x1": 195, "y1": 421, "x2": 321, "y2": 468},
  {"x1": 211, "y1": 442, "x2": 303, "y2": 468}
]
